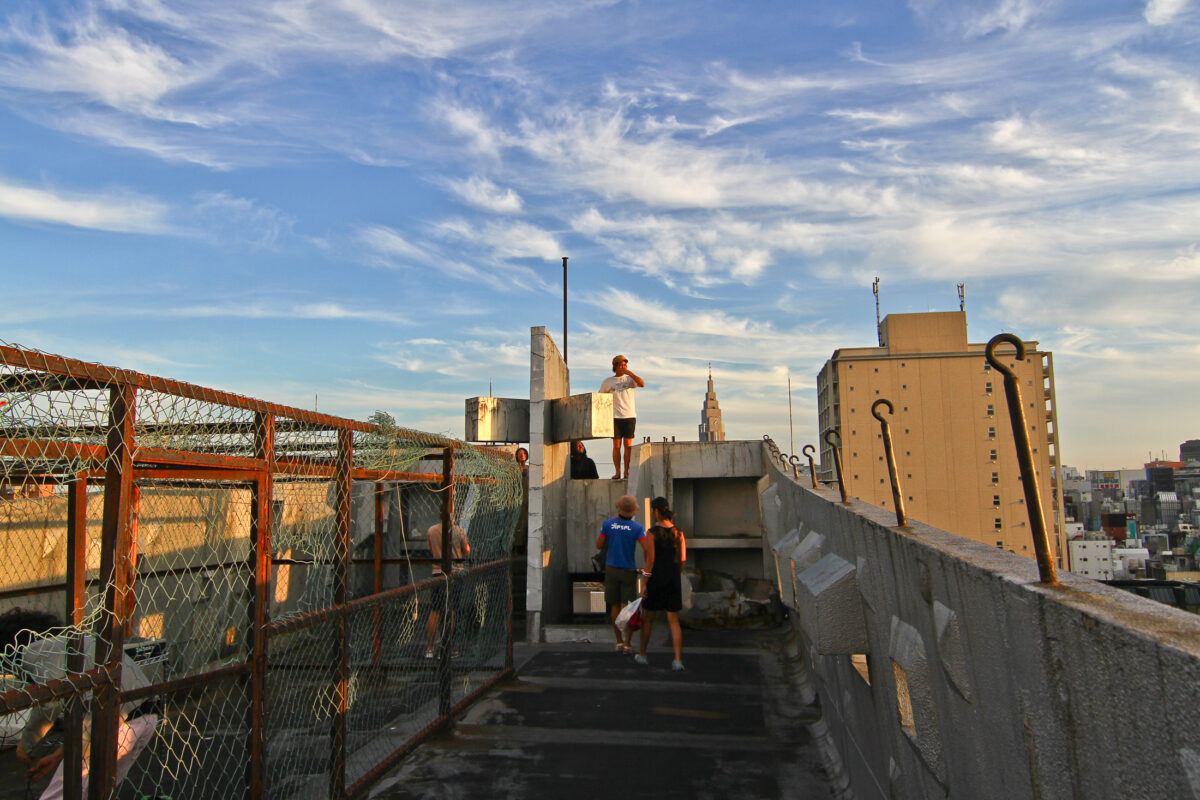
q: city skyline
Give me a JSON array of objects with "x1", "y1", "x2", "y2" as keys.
[{"x1": 1, "y1": 1, "x2": 1197, "y2": 471}]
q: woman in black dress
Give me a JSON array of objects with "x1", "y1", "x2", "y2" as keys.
[{"x1": 635, "y1": 497, "x2": 686, "y2": 671}]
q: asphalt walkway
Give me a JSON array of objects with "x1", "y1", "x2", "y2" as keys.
[{"x1": 367, "y1": 627, "x2": 837, "y2": 799}]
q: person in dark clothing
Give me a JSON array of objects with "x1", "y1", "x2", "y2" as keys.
[
  {"x1": 635, "y1": 497, "x2": 686, "y2": 671},
  {"x1": 570, "y1": 440, "x2": 599, "y2": 479}
]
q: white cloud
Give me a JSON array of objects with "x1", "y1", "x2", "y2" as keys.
[
  {"x1": 433, "y1": 218, "x2": 561, "y2": 260},
  {"x1": 0, "y1": 177, "x2": 169, "y2": 233},
  {"x1": 445, "y1": 176, "x2": 523, "y2": 213},
  {"x1": 1144, "y1": 0, "x2": 1190, "y2": 25},
  {"x1": 190, "y1": 192, "x2": 295, "y2": 249}
]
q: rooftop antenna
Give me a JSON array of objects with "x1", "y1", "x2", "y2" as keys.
[
  {"x1": 489, "y1": 378, "x2": 493, "y2": 397},
  {"x1": 957, "y1": 282, "x2": 966, "y2": 312},
  {"x1": 788, "y1": 373, "x2": 794, "y2": 455},
  {"x1": 872, "y1": 277, "x2": 882, "y2": 346},
  {"x1": 561, "y1": 256, "x2": 568, "y2": 366}
]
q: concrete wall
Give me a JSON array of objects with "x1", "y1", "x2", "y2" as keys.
[
  {"x1": 758, "y1": 449, "x2": 1200, "y2": 800},
  {"x1": 525, "y1": 326, "x2": 570, "y2": 641},
  {"x1": 566, "y1": 479, "x2": 628, "y2": 574}
]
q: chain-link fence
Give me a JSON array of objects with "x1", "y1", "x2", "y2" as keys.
[{"x1": 0, "y1": 341, "x2": 521, "y2": 799}]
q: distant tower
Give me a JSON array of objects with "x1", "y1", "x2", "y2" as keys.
[{"x1": 698, "y1": 365, "x2": 726, "y2": 442}]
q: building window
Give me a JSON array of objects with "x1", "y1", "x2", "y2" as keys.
[
  {"x1": 988, "y1": 427, "x2": 996, "y2": 438},
  {"x1": 874, "y1": 368, "x2": 878, "y2": 372},
  {"x1": 902, "y1": 384, "x2": 907, "y2": 390},
  {"x1": 994, "y1": 518, "x2": 1002, "y2": 529},
  {"x1": 995, "y1": 541, "x2": 1003, "y2": 547},
  {"x1": 990, "y1": 449, "x2": 997, "y2": 461},
  {"x1": 985, "y1": 382, "x2": 992, "y2": 393},
  {"x1": 993, "y1": 495, "x2": 1000, "y2": 506},
  {"x1": 991, "y1": 472, "x2": 999, "y2": 483},
  {"x1": 986, "y1": 404, "x2": 993, "y2": 416}
]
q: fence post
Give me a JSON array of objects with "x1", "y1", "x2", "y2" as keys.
[
  {"x1": 438, "y1": 446, "x2": 455, "y2": 717},
  {"x1": 89, "y1": 384, "x2": 135, "y2": 800},
  {"x1": 62, "y1": 475, "x2": 88, "y2": 800},
  {"x1": 373, "y1": 483, "x2": 385, "y2": 665},
  {"x1": 330, "y1": 429, "x2": 353, "y2": 799},
  {"x1": 986, "y1": 334, "x2": 1058, "y2": 584},
  {"x1": 247, "y1": 413, "x2": 274, "y2": 800}
]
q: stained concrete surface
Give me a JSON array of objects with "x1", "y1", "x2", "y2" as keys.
[{"x1": 367, "y1": 627, "x2": 835, "y2": 799}]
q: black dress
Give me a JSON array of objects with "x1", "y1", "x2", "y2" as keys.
[{"x1": 644, "y1": 524, "x2": 683, "y2": 612}]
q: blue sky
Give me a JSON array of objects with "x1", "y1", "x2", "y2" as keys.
[{"x1": 1, "y1": 0, "x2": 1197, "y2": 470}]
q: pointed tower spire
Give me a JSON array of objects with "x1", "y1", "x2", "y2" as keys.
[{"x1": 699, "y1": 364, "x2": 725, "y2": 442}]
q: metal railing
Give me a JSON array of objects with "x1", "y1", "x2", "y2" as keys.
[{"x1": 0, "y1": 341, "x2": 521, "y2": 799}]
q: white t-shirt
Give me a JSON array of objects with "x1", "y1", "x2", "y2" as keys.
[{"x1": 599, "y1": 375, "x2": 638, "y2": 419}]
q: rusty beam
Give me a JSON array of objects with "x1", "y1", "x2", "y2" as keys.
[
  {"x1": 63, "y1": 477, "x2": 88, "y2": 800},
  {"x1": 0, "y1": 668, "x2": 110, "y2": 716},
  {"x1": 120, "y1": 662, "x2": 250, "y2": 705},
  {"x1": 247, "y1": 413, "x2": 273, "y2": 800},
  {"x1": 89, "y1": 385, "x2": 136, "y2": 800},
  {"x1": 438, "y1": 446, "x2": 455, "y2": 718},
  {"x1": 262, "y1": 558, "x2": 513, "y2": 638},
  {"x1": 330, "y1": 428, "x2": 353, "y2": 799}
]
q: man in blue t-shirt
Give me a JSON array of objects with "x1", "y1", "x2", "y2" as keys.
[{"x1": 596, "y1": 495, "x2": 652, "y2": 653}]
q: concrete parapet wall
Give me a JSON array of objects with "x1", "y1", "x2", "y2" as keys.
[
  {"x1": 566, "y1": 479, "x2": 628, "y2": 574},
  {"x1": 759, "y1": 450, "x2": 1200, "y2": 800}
]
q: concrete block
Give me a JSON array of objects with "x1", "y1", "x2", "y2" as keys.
[
  {"x1": 549, "y1": 392, "x2": 614, "y2": 443},
  {"x1": 772, "y1": 527, "x2": 802, "y2": 608},
  {"x1": 790, "y1": 530, "x2": 825, "y2": 573},
  {"x1": 795, "y1": 554, "x2": 869, "y2": 655},
  {"x1": 889, "y1": 616, "x2": 946, "y2": 784},
  {"x1": 465, "y1": 397, "x2": 530, "y2": 443},
  {"x1": 932, "y1": 600, "x2": 971, "y2": 701}
]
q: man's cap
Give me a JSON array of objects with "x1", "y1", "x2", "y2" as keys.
[{"x1": 612, "y1": 355, "x2": 628, "y2": 368}]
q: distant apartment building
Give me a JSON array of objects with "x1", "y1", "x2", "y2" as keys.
[
  {"x1": 817, "y1": 311, "x2": 1067, "y2": 566},
  {"x1": 698, "y1": 368, "x2": 726, "y2": 442},
  {"x1": 1069, "y1": 538, "x2": 1115, "y2": 580},
  {"x1": 1181, "y1": 439, "x2": 1200, "y2": 464}
]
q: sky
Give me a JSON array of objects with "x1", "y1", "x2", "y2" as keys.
[{"x1": 0, "y1": 0, "x2": 1197, "y2": 471}]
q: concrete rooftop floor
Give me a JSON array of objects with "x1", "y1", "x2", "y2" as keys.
[{"x1": 366, "y1": 626, "x2": 837, "y2": 800}]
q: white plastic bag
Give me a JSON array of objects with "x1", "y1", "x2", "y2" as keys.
[
  {"x1": 614, "y1": 597, "x2": 642, "y2": 631},
  {"x1": 680, "y1": 573, "x2": 693, "y2": 610}
]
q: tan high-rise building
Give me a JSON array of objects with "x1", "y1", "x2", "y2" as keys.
[
  {"x1": 699, "y1": 367, "x2": 725, "y2": 442},
  {"x1": 816, "y1": 311, "x2": 1066, "y2": 566}
]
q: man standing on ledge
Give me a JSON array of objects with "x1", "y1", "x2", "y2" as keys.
[{"x1": 599, "y1": 354, "x2": 645, "y2": 480}]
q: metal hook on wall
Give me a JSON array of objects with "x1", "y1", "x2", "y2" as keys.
[
  {"x1": 823, "y1": 429, "x2": 849, "y2": 504},
  {"x1": 788, "y1": 454, "x2": 801, "y2": 481},
  {"x1": 802, "y1": 444, "x2": 817, "y2": 489},
  {"x1": 871, "y1": 399, "x2": 907, "y2": 527},
  {"x1": 986, "y1": 333, "x2": 1057, "y2": 585}
]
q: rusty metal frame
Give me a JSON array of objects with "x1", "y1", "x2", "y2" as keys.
[
  {"x1": 823, "y1": 429, "x2": 849, "y2": 504},
  {"x1": 0, "y1": 342, "x2": 521, "y2": 800}
]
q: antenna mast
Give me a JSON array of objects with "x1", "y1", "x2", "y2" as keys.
[
  {"x1": 957, "y1": 283, "x2": 965, "y2": 312},
  {"x1": 872, "y1": 277, "x2": 882, "y2": 346},
  {"x1": 788, "y1": 373, "x2": 794, "y2": 454}
]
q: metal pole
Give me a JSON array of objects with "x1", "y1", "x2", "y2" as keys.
[
  {"x1": 562, "y1": 256, "x2": 568, "y2": 366},
  {"x1": 823, "y1": 429, "x2": 849, "y2": 504},
  {"x1": 871, "y1": 400, "x2": 907, "y2": 527},
  {"x1": 372, "y1": 483, "x2": 385, "y2": 665},
  {"x1": 438, "y1": 447, "x2": 455, "y2": 717},
  {"x1": 986, "y1": 334, "x2": 1058, "y2": 584},
  {"x1": 803, "y1": 445, "x2": 817, "y2": 489},
  {"x1": 63, "y1": 476, "x2": 87, "y2": 800},
  {"x1": 788, "y1": 374, "x2": 794, "y2": 455},
  {"x1": 89, "y1": 385, "x2": 135, "y2": 800},
  {"x1": 330, "y1": 429, "x2": 353, "y2": 799},
  {"x1": 247, "y1": 413, "x2": 274, "y2": 800}
]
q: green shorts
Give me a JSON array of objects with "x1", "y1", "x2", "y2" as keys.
[{"x1": 604, "y1": 567, "x2": 639, "y2": 606}]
